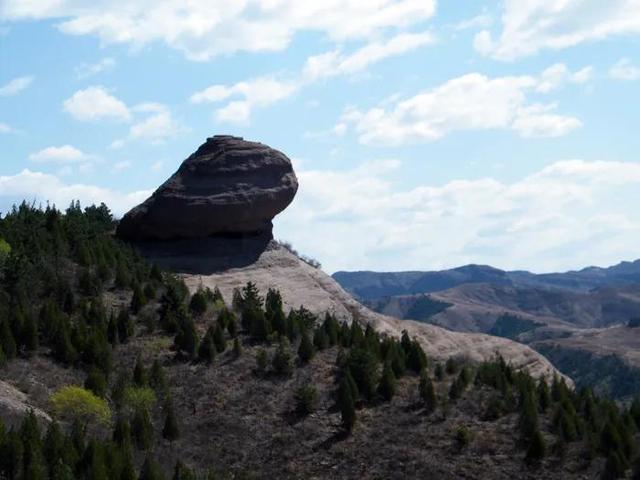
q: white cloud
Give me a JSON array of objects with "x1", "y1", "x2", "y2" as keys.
[
  {"x1": 512, "y1": 104, "x2": 582, "y2": 138},
  {"x1": 191, "y1": 77, "x2": 298, "y2": 125},
  {"x1": 302, "y1": 31, "x2": 434, "y2": 81},
  {"x1": 0, "y1": 169, "x2": 151, "y2": 217},
  {"x1": 63, "y1": 89, "x2": 184, "y2": 144},
  {"x1": 536, "y1": 63, "x2": 593, "y2": 93},
  {"x1": 609, "y1": 58, "x2": 640, "y2": 81},
  {"x1": 474, "y1": 1, "x2": 640, "y2": 60},
  {"x1": 339, "y1": 65, "x2": 584, "y2": 145},
  {"x1": 275, "y1": 159, "x2": 640, "y2": 273},
  {"x1": 112, "y1": 161, "x2": 131, "y2": 172},
  {"x1": 75, "y1": 57, "x2": 116, "y2": 78},
  {"x1": 127, "y1": 103, "x2": 185, "y2": 143},
  {"x1": 451, "y1": 12, "x2": 492, "y2": 31},
  {"x1": 1, "y1": 0, "x2": 436, "y2": 61},
  {"x1": 191, "y1": 31, "x2": 434, "y2": 124},
  {"x1": 0, "y1": 75, "x2": 33, "y2": 96},
  {"x1": 0, "y1": 122, "x2": 17, "y2": 134},
  {"x1": 29, "y1": 145, "x2": 87, "y2": 163},
  {"x1": 63, "y1": 86, "x2": 131, "y2": 121}
]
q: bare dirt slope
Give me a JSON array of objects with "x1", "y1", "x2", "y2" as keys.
[{"x1": 182, "y1": 244, "x2": 566, "y2": 382}]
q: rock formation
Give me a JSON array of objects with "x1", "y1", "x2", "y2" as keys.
[{"x1": 117, "y1": 135, "x2": 298, "y2": 241}]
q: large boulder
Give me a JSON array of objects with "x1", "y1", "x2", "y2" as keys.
[{"x1": 117, "y1": 135, "x2": 298, "y2": 241}]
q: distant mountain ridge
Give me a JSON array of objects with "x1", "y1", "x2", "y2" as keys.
[{"x1": 333, "y1": 259, "x2": 640, "y2": 300}]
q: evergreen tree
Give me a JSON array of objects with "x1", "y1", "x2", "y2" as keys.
[
  {"x1": 255, "y1": 348, "x2": 269, "y2": 376},
  {"x1": 138, "y1": 456, "x2": 165, "y2": 480},
  {"x1": 272, "y1": 338, "x2": 294, "y2": 377},
  {"x1": 174, "y1": 315, "x2": 198, "y2": 359},
  {"x1": 213, "y1": 323, "x2": 226, "y2": 353},
  {"x1": 107, "y1": 312, "x2": 119, "y2": 346},
  {"x1": 132, "y1": 408, "x2": 153, "y2": 451},
  {"x1": 189, "y1": 290, "x2": 208, "y2": 317},
  {"x1": 172, "y1": 460, "x2": 196, "y2": 480},
  {"x1": 337, "y1": 377, "x2": 356, "y2": 432},
  {"x1": 113, "y1": 417, "x2": 132, "y2": 449},
  {"x1": 133, "y1": 355, "x2": 148, "y2": 387},
  {"x1": 526, "y1": 429, "x2": 547, "y2": 463},
  {"x1": 149, "y1": 360, "x2": 167, "y2": 394},
  {"x1": 378, "y1": 362, "x2": 397, "y2": 401},
  {"x1": 347, "y1": 347, "x2": 379, "y2": 401},
  {"x1": 85, "y1": 367, "x2": 108, "y2": 398},
  {"x1": 0, "y1": 318, "x2": 17, "y2": 359},
  {"x1": 198, "y1": 331, "x2": 216, "y2": 364},
  {"x1": 538, "y1": 379, "x2": 551, "y2": 413},
  {"x1": 117, "y1": 310, "x2": 134, "y2": 343},
  {"x1": 130, "y1": 284, "x2": 147, "y2": 315},
  {"x1": 419, "y1": 370, "x2": 437, "y2": 413},
  {"x1": 434, "y1": 362, "x2": 444, "y2": 381},
  {"x1": 602, "y1": 451, "x2": 625, "y2": 480},
  {"x1": 519, "y1": 392, "x2": 539, "y2": 440},
  {"x1": 232, "y1": 337, "x2": 242, "y2": 358},
  {"x1": 294, "y1": 384, "x2": 318, "y2": 415},
  {"x1": 22, "y1": 313, "x2": 38, "y2": 352},
  {"x1": 297, "y1": 331, "x2": 315, "y2": 364},
  {"x1": 162, "y1": 401, "x2": 179, "y2": 444}
]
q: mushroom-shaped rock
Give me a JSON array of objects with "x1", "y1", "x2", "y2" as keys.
[{"x1": 117, "y1": 135, "x2": 298, "y2": 241}]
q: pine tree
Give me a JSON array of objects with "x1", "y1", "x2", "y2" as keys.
[
  {"x1": 0, "y1": 318, "x2": 17, "y2": 359},
  {"x1": 213, "y1": 323, "x2": 226, "y2": 353},
  {"x1": 434, "y1": 363, "x2": 444, "y2": 381},
  {"x1": 519, "y1": 392, "x2": 539, "y2": 440},
  {"x1": 232, "y1": 337, "x2": 242, "y2": 358},
  {"x1": 602, "y1": 451, "x2": 625, "y2": 480},
  {"x1": 174, "y1": 315, "x2": 198, "y2": 359},
  {"x1": 297, "y1": 331, "x2": 315, "y2": 364},
  {"x1": 117, "y1": 310, "x2": 134, "y2": 343},
  {"x1": 138, "y1": 456, "x2": 164, "y2": 480},
  {"x1": 149, "y1": 360, "x2": 167, "y2": 394},
  {"x1": 85, "y1": 367, "x2": 108, "y2": 398},
  {"x1": 338, "y1": 377, "x2": 356, "y2": 432},
  {"x1": 22, "y1": 314, "x2": 38, "y2": 352},
  {"x1": 132, "y1": 408, "x2": 153, "y2": 451},
  {"x1": 294, "y1": 384, "x2": 318, "y2": 415},
  {"x1": 526, "y1": 429, "x2": 547, "y2": 463},
  {"x1": 131, "y1": 284, "x2": 147, "y2": 315},
  {"x1": 198, "y1": 332, "x2": 216, "y2": 365},
  {"x1": 113, "y1": 416, "x2": 132, "y2": 449},
  {"x1": 419, "y1": 370, "x2": 437, "y2": 413},
  {"x1": 172, "y1": 460, "x2": 196, "y2": 480},
  {"x1": 162, "y1": 401, "x2": 179, "y2": 444},
  {"x1": 272, "y1": 338, "x2": 294, "y2": 377},
  {"x1": 538, "y1": 379, "x2": 551, "y2": 412},
  {"x1": 188, "y1": 290, "x2": 208, "y2": 317},
  {"x1": 256, "y1": 348, "x2": 268, "y2": 376},
  {"x1": 347, "y1": 347, "x2": 379, "y2": 401},
  {"x1": 133, "y1": 355, "x2": 148, "y2": 387},
  {"x1": 378, "y1": 362, "x2": 396, "y2": 401}
]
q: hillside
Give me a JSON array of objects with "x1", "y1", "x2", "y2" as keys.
[
  {"x1": 1, "y1": 203, "x2": 639, "y2": 479},
  {"x1": 341, "y1": 274, "x2": 640, "y2": 398},
  {"x1": 333, "y1": 260, "x2": 640, "y2": 300}
]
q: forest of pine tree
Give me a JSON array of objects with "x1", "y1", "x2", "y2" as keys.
[{"x1": 2, "y1": 202, "x2": 640, "y2": 479}]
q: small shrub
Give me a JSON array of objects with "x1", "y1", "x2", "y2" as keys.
[
  {"x1": 294, "y1": 384, "x2": 318, "y2": 415},
  {"x1": 454, "y1": 425, "x2": 472, "y2": 450}
]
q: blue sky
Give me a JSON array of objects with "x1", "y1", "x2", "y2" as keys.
[{"x1": 1, "y1": 1, "x2": 640, "y2": 273}]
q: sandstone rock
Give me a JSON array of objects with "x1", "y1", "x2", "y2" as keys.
[{"x1": 117, "y1": 135, "x2": 298, "y2": 241}]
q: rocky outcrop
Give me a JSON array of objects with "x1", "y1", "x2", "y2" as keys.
[
  {"x1": 117, "y1": 135, "x2": 298, "y2": 242},
  {"x1": 0, "y1": 380, "x2": 51, "y2": 429}
]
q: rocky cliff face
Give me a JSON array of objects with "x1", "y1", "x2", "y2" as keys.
[{"x1": 117, "y1": 135, "x2": 298, "y2": 241}]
